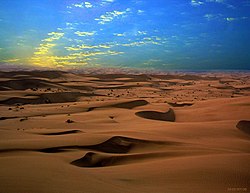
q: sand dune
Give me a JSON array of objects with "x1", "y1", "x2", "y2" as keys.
[
  {"x1": 0, "y1": 70, "x2": 67, "y2": 79},
  {"x1": 0, "y1": 71, "x2": 249, "y2": 193},
  {"x1": 0, "y1": 79, "x2": 55, "y2": 90},
  {"x1": 0, "y1": 92, "x2": 101, "y2": 105}
]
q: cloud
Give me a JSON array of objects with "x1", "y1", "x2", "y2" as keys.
[
  {"x1": 65, "y1": 43, "x2": 111, "y2": 51},
  {"x1": 204, "y1": 14, "x2": 214, "y2": 20},
  {"x1": 190, "y1": 0, "x2": 204, "y2": 6},
  {"x1": 206, "y1": 0, "x2": 224, "y2": 3},
  {"x1": 225, "y1": 17, "x2": 237, "y2": 22},
  {"x1": 143, "y1": 59, "x2": 162, "y2": 66},
  {"x1": 204, "y1": 13, "x2": 222, "y2": 21},
  {"x1": 67, "y1": 50, "x2": 124, "y2": 59},
  {"x1": 28, "y1": 32, "x2": 64, "y2": 67},
  {"x1": 42, "y1": 32, "x2": 64, "y2": 42},
  {"x1": 206, "y1": 0, "x2": 235, "y2": 8},
  {"x1": 66, "y1": 22, "x2": 73, "y2": 26},
  {"x1": 85, "y1": 2, "x2": 93, "y2": 8},
  {"x1": 100, "y1": 0, "x2": 115, "y2": 6},
  {"x1": 122, "y1": 38, "x2": 162, "y2": 47},
  {"x1": 137, "y1": 10, "x2": 145, "y2": 15},
  {"x1": 30, "y1": 47, "x2": 122, "y2": 68},
  {"x1": 71, "y1": 2, "x2": 93, "y2": 9},
  {"x1": 74, "y1": 31, "x2": 96, "y2": 36},
  {"x1": 137, "y1": 31, "x2": 147, "y2": 35},
  {"x1": 73, "y1": 3, "x2": 84, "y2": 8},
  {"x1": 65, "y1": 22, "x2": 78, "y2": 30},
  {"x1": 95, "y1": 8, "x2": 131, "y2": 24},
  {"x1": 191, "y1": 0, "x2": 234, "y2": 8},
  {"x1": 241, "y1": 17, "x2": 249, "y2": 20},
  {"x1": 102, "y1": 0, "x2": 115, "y2": 3},
  {"x1": 204, "y1": 14, "x2": 247, "y2": 22},
  {"x1": 113, "y1": 33, "x2": 126, "y2": 37},
  {"x1": 225, "y1": 17, "x2": 249, "y2": 22},
  {"x1": 2, "y1": 58, "x2": 20, "y2": 63},
  {"x1": 65, "y1": 47, "x2": 82, "y2": 51}
]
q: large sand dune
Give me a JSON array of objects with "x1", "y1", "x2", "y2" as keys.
[{"x1": 0, "y1": 70, "x2": 249, "y2": 193}]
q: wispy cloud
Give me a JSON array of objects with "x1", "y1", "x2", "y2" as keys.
[
  {"x1": 73, "y1": 3, "x2": 84, "y2": 8},
  {"x1": 65, "y1": 43, "x2": 111, "y2": 51},
  {"x1": 29, "y1": 30, "x2": 123, "y2": 68},
  {"x1": 74, "y1": 31, "x2": 96, "y2": 36},
  {"x1": 100, "y1": 0, "x2": 115, "y2": 6},
  {"x1": 191, "y1": 0, "x2": 235, "y2": 8},
  {"x1": 70, "y1": 50, "x2": 123, "y2": 58},
  {"x1": 206, "y1": 0, "x2": 235, "y2": 8},
  {"x1": 204, "y1": 13, "x2": 248, "y2": 22},
  {"x1": 85, "y1": 2, "x2": 93, "y2": 8},
  {"x1": 225, "y1": 16, "x2": 248, "y2": 21},
  {"x1": 137, "y1": 10, "x2": 145, "y2": 15},
  {"x1": 204, "y1": 14, "x2": 223, "y2": 21},
  {"x1": 2, "y1": 58, "x2": 20, "y2": 63},
  {"x1": 142, "y1": 59, "x2": 162, "y2": 66},
  {"x1": 71, "y1": 2, "x2": 93, "y2": 9},
  {"x1": 113, "y1": 33, "x2": 126, "y2": 37},
  {"x1": 206, "y1": 0, "x2": 224, "y2": 3},
  {"x1": 29, "y1": 32, "x2": 64, "y2": 67},
  {"x1": 42, "y1": 32, "x2": 64, "y2": 42},
  {"x1": 137, "y1": 31, "x2": 147, "y2": 35},
  {"x1": 122, "y1": 37, "x2": 162, "y2": 47},
  {"x1": 225, "y1": 17, "x2": 236, "y2": 22},
  {"x1": 190, "y1": 0, "x2": 204, "y2": 6},
  {"x1": 95, "y1": 8, "x2": 131, "y2": 24}
]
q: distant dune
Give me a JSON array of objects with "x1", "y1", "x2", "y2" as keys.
[{"x1": 0, "y1": 70, "x2": 249, "y2": 193}]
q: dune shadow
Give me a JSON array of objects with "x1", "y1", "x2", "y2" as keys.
[
  {"x1": 236, "y1": 120, "x2": 250, "y2": 136},
  {"x1": 168, "y1": 102, "x2": 193, "y2": 107},
  {"x1": 71, "y1": 150, "x2": 190, "y2": 168},
  {"x1": 40, "y1": 130, "x2": 82, "y2": 136},
  {"x1": 39, "y1": 136, "x2": 176, "y2": 154},
  {"x1": 111, "y1": 100, "x2": 149, "y2": 109},
  {"x1": 86, "y1": 100, "x2": 149, "y2": 112},
  {"x1": 135, "y1": 108, "x2": 175, "y2": 122}
]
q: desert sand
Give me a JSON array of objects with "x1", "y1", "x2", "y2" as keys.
[{"x1": 0, "y1": 70, "x2": 249, "y2": 193}]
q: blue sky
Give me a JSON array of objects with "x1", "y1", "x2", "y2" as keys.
[{"x1": 0, "y1": 0, "x2": 249, "y2": 70}]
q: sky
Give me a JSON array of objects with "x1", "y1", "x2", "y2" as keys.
[{"x1": 0, "y1": 0, "x2": 250, "y2": 70}]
